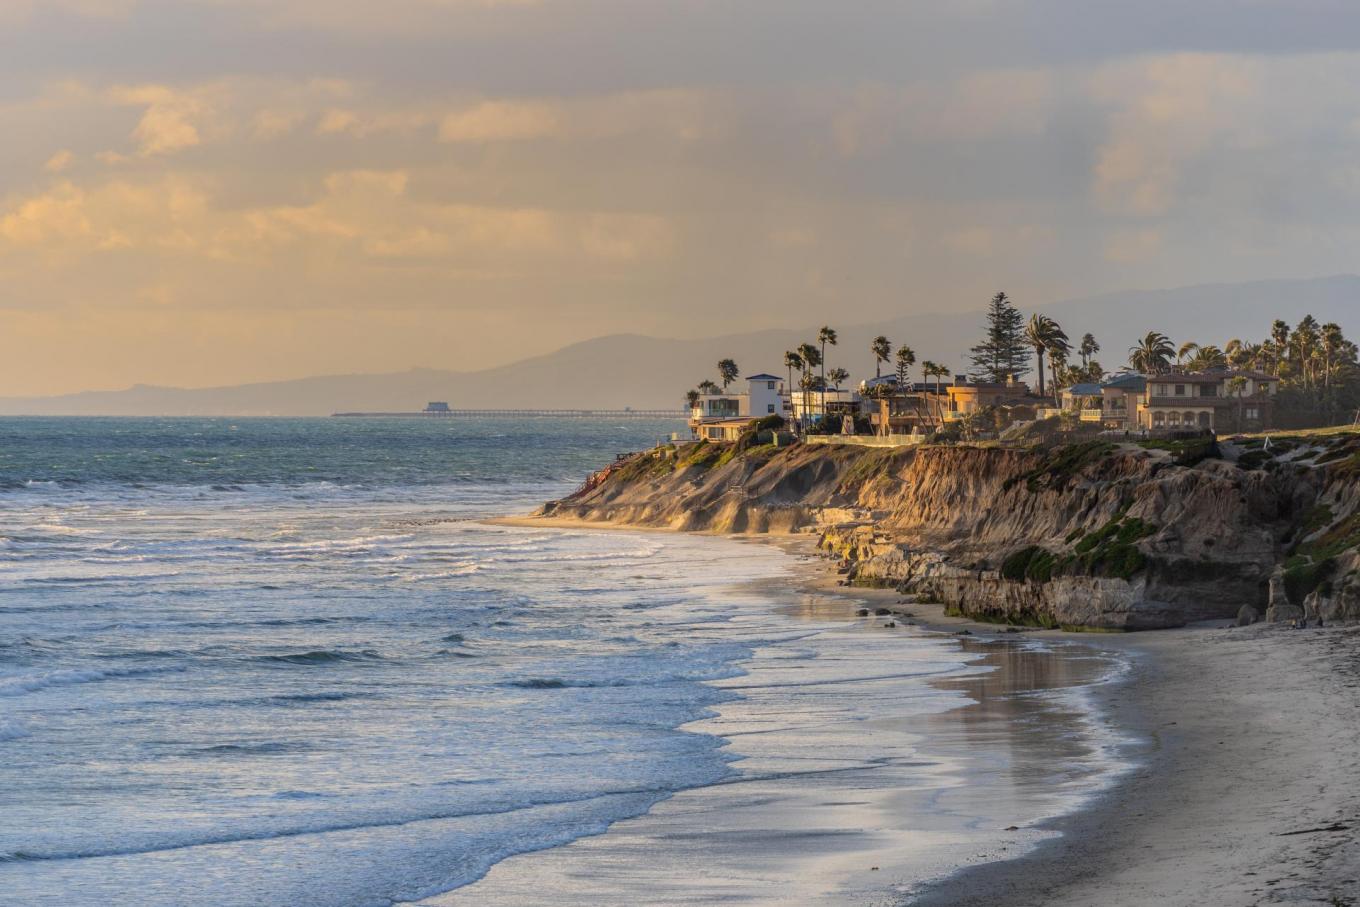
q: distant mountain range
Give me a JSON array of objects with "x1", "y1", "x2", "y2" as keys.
[{"x1": 5, "y1": 275, "x2": 1358, "y2": 416}]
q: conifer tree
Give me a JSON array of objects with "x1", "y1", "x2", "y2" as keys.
[{"x1": 968, "y1": 292, "x2": 1030, "y2": 383}]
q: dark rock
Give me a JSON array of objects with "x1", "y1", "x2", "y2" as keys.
[
  {"x1": 956, "y1": 629, "x2": 973, "y2": 636},
  {"x1": 884, "y1": 621, "x2": 896, "y2": 628},
  {"x1": 856, "y1": 608, "x2": 870, "y2": 617},
  {"x1": 1235, "y1": 604, "x2": 1258, "y2": 627},
  {"x1": 874, "y1": 608, "x2": 891, "y2": 616}
]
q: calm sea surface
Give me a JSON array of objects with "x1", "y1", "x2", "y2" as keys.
[{"x1": 0, "y1": 417, "x2": 1130, "y2": 906}]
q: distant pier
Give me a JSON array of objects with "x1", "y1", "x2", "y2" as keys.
[{"x1": 331, "y1": 409, "x2": 686, "y2": 418}]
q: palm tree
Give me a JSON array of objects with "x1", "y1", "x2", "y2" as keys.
[
  {"x1": 697, "y1": 379, "x2": 720, "y2": 395},
  {"x1": 827, "y1": 367, "x2": 849, "y2": 389},
  {"x1": 1243, "y1": 342, "x2": 1267, "y2": 372},
  {"x1": 895, "y1": 345, "x2": 916, "y2": 387},
  {"x1": 1186, "y1": 345, "x2": 1226, "y2": 371},
  {"x1": 1176, "y1": 341, "x2": 1199, "y2": 366},
  {"x1": 1025, "y1": 314, "x2": 1068, "y2": 398},
  {"x1": 1322, "y1": 322, "x2": 1344, "y2": 394},
  {"x1": 685, "y1": 389, "x2": 701, "y2": 414},
  {"x1": 871, "y1": 335, "x2": 892, "y2": 378},
  {"x1": 797, "y1": 342, "x2": 821, "y2": 426},
  {"x1": 1292, "y1": 315, "x2": 1320, "y2": 389},
  {"x1": 1270, "y1": 320, "x2": 1291, "y2": 376},
  {"x1": 1129, "y1": 331, "x2": 1175, "y2": 373},
  {"x1": 1227, "y1": 375, "x2": 1248, "y2": 429},
  {"x1": 932, "y1": 362, "x2": 951, "y2": 394},
  {"x1": 1048, "y1": 346, "x2": 1070, "y2": 406},
  {"x1": 932, "y1": 363, "x2": 952, "y2": 423},
  {"x1": 817, "y1": 326, "x2": 838, "y2": 420},
  {"x1": 717, "y1": 358, "x2": 740, "y2": 391},
  {"x1": 783, "y1": 350, "x2": 802, "y2": 408},
  {"x1": 1079, "y1": 333, "x2": 1100, "y2": 368}
]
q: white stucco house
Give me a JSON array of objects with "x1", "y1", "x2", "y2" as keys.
[{"x1": 689, "y1": 373, "x2": 791, "y2": 439}]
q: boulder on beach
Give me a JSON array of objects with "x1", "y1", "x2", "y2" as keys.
[{"x1": 1235, "y1": 605, "x2": 1258, "y2": 627}]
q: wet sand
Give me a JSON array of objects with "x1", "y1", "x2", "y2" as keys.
[
  {"x1": 484, "y1": 522, "x2": 1360, "y2": 905},
  {"x1": 420, "y1": 531, "x2": 1135, "y2": 906},
  {"x1": 778, "y1": 538, "x2": 1360, "y2": 906}
]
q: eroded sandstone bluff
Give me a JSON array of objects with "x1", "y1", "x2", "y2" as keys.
[{"x1": 537, "y1": 434, "x2": 1360, "y2": 629}]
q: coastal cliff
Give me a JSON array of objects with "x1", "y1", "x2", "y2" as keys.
[{"x1": 537, "y1": 432, "x2": 1360, "y2": 629}]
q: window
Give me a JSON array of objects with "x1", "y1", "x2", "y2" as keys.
[
  {"x1": 1198, "y1": 412, "x2": 1211, "y2": 428},
  {"x1": 1174, "y1": 384, "x2": 1185, "y2": 396},
  {"x1": 766, "y1": 404, "x2": 775, "y2": 414},
  {"x1": 767, "y1": 381, "x2": 776, "y2": 390},
  {"x1": 1246, "y1": 406, "x2": 1259, "y2": 420},
  {"x1": 1168, "y1": 412, "x2": 1181, "y2": 425},
  {"x1": 1200, "y1": 385, "x2": 1218, "y2": 397},
  {"x1": 1153, "y1": 412, "x2": 1165, "y2": 427}
]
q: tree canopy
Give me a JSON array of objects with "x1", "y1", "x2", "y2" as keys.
[{"x1": 968, "y1": 292, "x2": 1030, "y2": 384}]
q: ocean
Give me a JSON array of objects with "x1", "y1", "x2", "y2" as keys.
[{"x1": 0, "y1": 417, "x2": 1131, "y2": 906}]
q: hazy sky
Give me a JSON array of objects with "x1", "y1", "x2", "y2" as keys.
[{"x1": 4, "y1": 1, "x2": 1360, "y2": 394}]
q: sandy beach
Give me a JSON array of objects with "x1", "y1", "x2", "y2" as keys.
[
  {"x1": 490, "y1": 521, "x2": 1360, "y2": 906},
  {"x1": 787, "y1": 540, "x2": 1360, "y2": 906}
]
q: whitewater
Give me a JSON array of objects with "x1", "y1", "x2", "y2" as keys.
[{"x1": 0, "y1": 417, "x2": 1131, "y2": 906}]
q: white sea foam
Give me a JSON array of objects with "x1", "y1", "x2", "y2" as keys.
[
  {"x1": 0, "y1": 665, "x2": 180, "y2": 697},
  {"x1": 0, "y1": 720, "x2": 31, "y2": 742}
]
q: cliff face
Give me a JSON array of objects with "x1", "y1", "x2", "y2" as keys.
[{"x1": 538, "y1": 433, "x2": 1360, "y2": 629}]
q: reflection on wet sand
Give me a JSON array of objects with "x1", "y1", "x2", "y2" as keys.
[{"x1": 428, "y1": 581, "x2": 1130, "y2": 907}]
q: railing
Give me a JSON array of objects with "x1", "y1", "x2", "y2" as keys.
[
  {"x1": 806, "y1": 434, "x2": 926, "y2": 448},
  {"x1": 1079, "y1": 409, "x2": 1105, "y2": 422}
]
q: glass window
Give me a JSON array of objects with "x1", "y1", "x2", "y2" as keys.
[{"x1": 1174, "y1": 384, "x2": 1185, "y2": 396}]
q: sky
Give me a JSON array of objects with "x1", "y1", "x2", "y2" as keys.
[{"x1": 4, "y1": 1, "x2": 1360, "y2": 395}]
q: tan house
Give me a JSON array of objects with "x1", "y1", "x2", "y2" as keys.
[
  {"x1": 695, "y1": 417, "x2": 754, "y2": 441},
  {"x1": 943, "y1": 377, "x2": 1031, "y2": 422},
  {"x1": 1135, "y1": 370, "x2": 1280, "y2": 431},
  {"x1": 868, "y1": 391, "x2": 946, "y2": 435},
  {"x1": 1099, "y1": 373, "x2": 1147, "y2": 429}
]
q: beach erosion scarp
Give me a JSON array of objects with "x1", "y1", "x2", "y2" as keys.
[{"x1": 535, "y1": 434, "x2": 1360, "y2": 630}]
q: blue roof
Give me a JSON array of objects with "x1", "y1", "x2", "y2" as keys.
[
  {"x1": 1102, "y1": 373, "x2": 1147, "y2": 390},
  {"x1": 744, "y1": 373, "x2": 782, "y2": 381},
  {"x1": 1066, "y1": 383, "x2": 1103, "y2": 396}
]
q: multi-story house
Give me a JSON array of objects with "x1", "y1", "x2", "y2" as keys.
[
  {"x1": 689, "y1": 373, "x2": 789, "y2": 440},
  {"x1": 1130, "y1": 370, "x2": 1280, "y2": 432}
]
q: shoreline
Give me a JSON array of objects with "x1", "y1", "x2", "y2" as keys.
[
  {"x1": 497, "y1": 516, "x2": 1360, "y2": 906},
  {"x1": 432, "y1": 521, "x2": 1130, "y2": 905},
  {"x1": 747, "y1": 532, "x2": 1360, "y2": 906}
]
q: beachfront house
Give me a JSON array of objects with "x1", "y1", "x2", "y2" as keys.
[
  {"x1": 789, "y1": 385, "x2": 857, "y2": 425},
  {"x1": 862, "y1": 381, "x2": 948, "y2": 435},
  {"x1": 943, "y1": 376, "x2": 1029, "y2": 422},
  {"x1": 1099, "y1": 373, "x2": 1147, "y2": 429},
  {"x1": 690, "y1": 373, "x2": 790, "y2": 439},
  {"x1": 1061, "y1": 383, "x2": 1105, "y2": 424},
  {"x1": 1135, "y1": 369, "x2": 1280, "y2": 432}
]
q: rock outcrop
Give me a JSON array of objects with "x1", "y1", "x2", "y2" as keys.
[{"x1": 538, "y1": 432, "x2": 1360, "y2": 630}]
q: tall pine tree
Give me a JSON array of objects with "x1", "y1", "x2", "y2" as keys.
[{"x1": 968, "y1": 292, "x2": 1031, "y2": 384}]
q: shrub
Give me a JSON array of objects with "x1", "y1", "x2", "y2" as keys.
[
  {"x1": 1000, "y1": 546, "x2": 1057, "y2": 583},
  {"x1": 1067, "y1": 516, "x2": 1155, "y2": 580},
  {"x1": 1003, "y1": 440, "x2": 1116, "y2": 493},
  {"x1": 1283, "y1": 558, "x2": 1337, "y2": 605}
]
